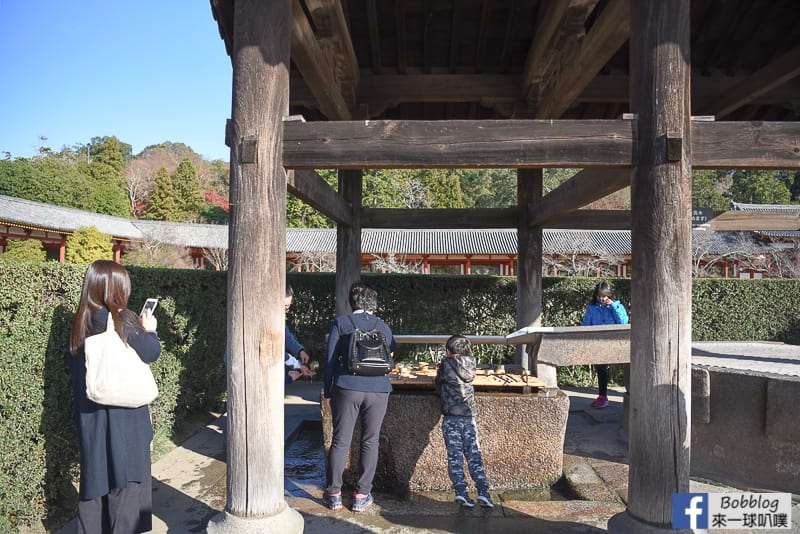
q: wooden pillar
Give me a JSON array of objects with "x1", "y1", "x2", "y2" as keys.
[
  {"x1": 610, "y1": 0, "x2": 692, "y2": 531},
  {"x1": 516, "y1": 169, "x2": 543, "y2": 373},
  {"x1": 336, "y1": 170, "x2": 362, "y2": 316},
  {"x1": 209, "y1": 0, "x2": 302, "y2": 531}
]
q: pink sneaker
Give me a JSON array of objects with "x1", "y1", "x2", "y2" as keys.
[{"x1": 591, "y1": 395, "x2": 608, "y2": 408}]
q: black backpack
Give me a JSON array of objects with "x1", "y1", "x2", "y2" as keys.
[{"x1": 343, "y1": 315, "x2": 394, "y2": 376}]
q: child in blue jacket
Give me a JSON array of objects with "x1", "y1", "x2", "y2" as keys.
[{"x1": 581, "y1": 281, "x2": 628, "y2": 408}]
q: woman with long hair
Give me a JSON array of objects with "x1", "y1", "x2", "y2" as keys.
[{"x1": 68, "y1": 260, "x2": 161, "y2": 533}]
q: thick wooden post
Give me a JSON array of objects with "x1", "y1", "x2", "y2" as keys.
[
  {"x1": 610, "y1": 1, "x2": 692, "y2": 532},
  {"x1": 336, "y1": 170, "x2": 362, "y2": 316},
  {"x1": 516, "y1": 169, "x2": 544, "y2": 376},
  {"x1": 209, "y1": 0, "x2": 302, "y2": 531}
]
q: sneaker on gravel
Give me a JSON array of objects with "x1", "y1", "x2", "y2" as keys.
[
  {"x1": 323, "y1": 492, "x2": 342, "y2": 511},
  {"x1": 477, "y1": 494, "x2": 495, "y2": 508},
  {"x1": 455, "y1": 493, "x2": 475, "y2": 508},
  {"x1": 352, "y1": 493, "x2": 373, "y2": 513},
  {"x1": 591, "y1": 395, "x2": 609, "y2": 408}
]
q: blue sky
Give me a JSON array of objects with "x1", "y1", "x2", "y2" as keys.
[{"x1": 0, "y1": 0, "x2": 233, "y2": 161}]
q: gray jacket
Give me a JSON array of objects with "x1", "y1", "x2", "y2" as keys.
[{"x1": 435, "y1": 353, "x2": 477, "y2": 417}]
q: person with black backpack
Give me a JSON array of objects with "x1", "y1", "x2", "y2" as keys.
[{"x1": 322, "y1": 281, "x2": 395, "y2": 513}]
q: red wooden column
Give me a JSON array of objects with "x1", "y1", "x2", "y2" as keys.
[
  {"x1": 610, "y1": 0, "x2": 692, "y2": 531},
  {"x1": 336, "y1": 170, "x2": 362, "y2": 316},
  {"x1": 208, "y1": 0, "x2": 302, "y2": 531},
  {"x1": 516, "y1": 169, "x2": 543, "y2": 374}
]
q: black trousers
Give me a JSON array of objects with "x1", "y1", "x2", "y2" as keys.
[
  {"x1": 325, "y1": 386, "x2": 389, "y2": 496},
  {"x1": 77, "y1": 478, "x2": 152, "y2": 534},
  {"x1": 595, "y1": 364, "x2": 609, "y2": 396}
]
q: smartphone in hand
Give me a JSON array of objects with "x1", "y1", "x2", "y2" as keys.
[{"x1": 141, "y1": 298, "x2": 158, "y2": 315}]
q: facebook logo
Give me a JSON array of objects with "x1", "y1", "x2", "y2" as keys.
[{"x1": 673, "y1": 493, "x2": 709, "y2": 529}]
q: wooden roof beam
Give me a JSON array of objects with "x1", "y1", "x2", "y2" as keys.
[
  {"x1": 282, "y1": 119, "x2": 800, "y2": 170},
  {"x1": 283, "y1": 118, "x2": 636, "y2": 169},
  {"x1": 286, "y1": 169, "x2": 353, "y2": 226},
  {"x1": 521, "y1": 0, "x2": 599, "y2": 104},
  {"x1": 528, "y1": 168, "x2": 633, "y2": 227},
  {"x1": 535, "y1": 0, "x2": 629, "y2": 119},
  {"x1": 362, "y1": 208, "x2": 517, "y2": 229},
  {"x1": 360, "y1": 207, "x2": 631, "y2": 230},
  {"x1": 549, "y1": 209, "x2": 630, "y2": 230},
  {"x1": 303, "y1": 0, "x2": 360, "y2": 110},
  {"x1": 291, "y1": 0, "x2": 352, "y2": 120},
  {"x1": 698, "y1": 44, "x2": 800, "y2": 119}
]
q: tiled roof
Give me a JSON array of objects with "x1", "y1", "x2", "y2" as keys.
[
  {"x1": 0, "y1": 194, "x2": 144, "y2": 239},
  {"x1": 731, "y1": 201, "x2": 800, "y2": 212},
  {"x1": 729, "y1": 201, "x2": 800, "y2": 238},
  {"x1": 0, "y1": 195, "x2": 786, "y2": 256}
]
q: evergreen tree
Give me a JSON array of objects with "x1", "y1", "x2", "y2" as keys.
[
  {"x1": 730, "y1": 170, "x2": 792, "y2": 204},
  {"x1": 692, "y1": 170, "x2": 730, "y2": 211},
  {"x1": 65, "y1": 226, "x2": 113, "y2": 264},
  {"x1": 171, "y1": 158, "x2": 203, "y2": 219},
  {"x1": 145, "y1": 167, "x2": 181, "y2": 221}
]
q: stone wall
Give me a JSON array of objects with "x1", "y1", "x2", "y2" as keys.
[
  {"x1": 691, "y1": 368, "x2": 800, "y2": 494},
  {"x1": 321, "y1": 388, "x2": 570, "y2": 494}
]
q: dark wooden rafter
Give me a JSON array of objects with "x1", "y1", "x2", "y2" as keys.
[
  {"x1": 395, "y1": 0, "x2": 406, "y2": 74},
  {"x1": 499, "y1": 0, "x2": 517, "y2": 72},
  {"x1": 366, "y1": 0, "x2": 382, "y2": 74},
  {"x1": 448, "y1": 0, "x2": 460, "y2": 74},
  {"x1": 534, "y1": 0, "x2": 630, "y2": 119},
  {"x1": 474, "y1": 0, "x2": 491, "y2": 73},
  {"x1": 699, "y1": 44, "x2": 800, "y2": 119},
  {"x1": 423, "y1": 2, "x2": 433, "y2": 74},
  {"x1": 303, "y1": 0, "x2": 360, "y2": 110},
  {"x1": 286, "y1": 169, "x2": 353, "y2": 226},
  {"x1": 290, "y1": 0, "x2": 352, "y2": 119},
  {"x1": 282, "y1": 118, "x2": 800, "y2": 170},
  {"x1": 521, "y1": 0, "x2": 600, "y2": 105}
]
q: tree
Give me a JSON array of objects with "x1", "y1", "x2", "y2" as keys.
[
  {"x1": 1, "y1": 239, "x2": 46, "y2": 262},
  {"x1": 730, "y1": 170, "x2": 792, "y2": 204},
  {"x1": 121, "y1": 239, "x2": 193, "y2": 269},
  {"x1": 88, "y1": 136, "x2": 132, "y2": 169},
  {"x1": 692, "y1": 170, "x2": 731, "y2": 211},
  {"x1": 144, "y1": 167, "x2": 181, "y2": 221},
  {"x1": 171, "y1": 158, "x2": 203, "y2": 220},
  {"x1": 65, "y1": 226, "x2": 113, "y2": 264},
  {"x1": 124, "y1": 159, "x2": 155, "y2": 216}
]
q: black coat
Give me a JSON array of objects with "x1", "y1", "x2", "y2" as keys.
[{"x1": 69, "y1": 307, "x2": 161, "y2": 500}]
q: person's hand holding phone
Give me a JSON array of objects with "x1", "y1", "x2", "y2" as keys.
[{"x1": 140, "y1": 298, "x2": 158, "y2": 333}]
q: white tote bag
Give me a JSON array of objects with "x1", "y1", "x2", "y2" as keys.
[{"x1": 84, "y1": 313, "x2": 159, "y2": 408}]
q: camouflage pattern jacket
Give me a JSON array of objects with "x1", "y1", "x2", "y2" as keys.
[{"x1": 435, "y1": 353, "x2": 477, "y2": 417}]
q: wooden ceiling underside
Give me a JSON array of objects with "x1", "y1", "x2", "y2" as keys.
[{"x1": 212, "y1": 0, "x2": 800, "y2": 123}]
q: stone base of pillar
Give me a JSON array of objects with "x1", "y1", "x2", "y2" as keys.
[
  {"x1": 607, "y1": 510, "x2": 690, "y2": 534},
  {"x1": 535, "y1": 361, "x2": 558, "y2": 387},
  {"x1": 206, "y1": 504, "x2": 303, "y2": 533}
]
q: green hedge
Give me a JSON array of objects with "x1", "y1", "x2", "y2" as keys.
[{"x1": 2, "y1": 262, "x2": 799, "y2": 529}]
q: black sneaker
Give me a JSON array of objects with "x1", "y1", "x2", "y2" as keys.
[
  {"x1": 455, "y1": 493, "x2": 475, "y2": 508},
  {"x1": 477, "y1": 494, "x2": 495, "y2": 508}
]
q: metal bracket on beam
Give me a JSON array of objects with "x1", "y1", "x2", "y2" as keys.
[{"x1": 240, "y1": 135, "x2": 258, "y2": 164}]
